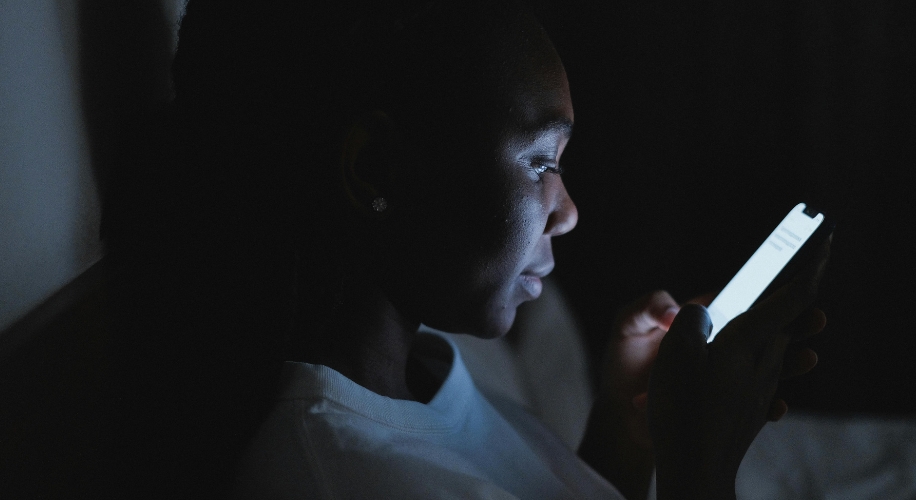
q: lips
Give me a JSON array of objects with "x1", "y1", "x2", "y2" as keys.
[
  {"x1": 523, "y1": 261, "x2": 555, "y2": 279},
  {"x1": 520, "y1": 274, "x2": 544, "y2": 298},
  {"x1": 519, "y1": 261, "x2": 554, "y2": 298}
]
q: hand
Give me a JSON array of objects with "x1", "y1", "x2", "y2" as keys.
[
  {"x1": 582, "y1": 290, "x2": 707, "y2": 500},
  {"x1": 601, "y1": 291, "x2": 718, "y2": 448},
  {"x1": 648, "y1": 238, "x2": 830, "y2": 500},
  {"x1": 579, "y1": 290, "x2": 680, "y2": 500},
  {"x1": 600, "y1": 291, "x2": 679, "y2": 449}
]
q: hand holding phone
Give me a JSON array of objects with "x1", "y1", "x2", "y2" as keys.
[
  {"x1": 651, "y1": 244, "x2": 829, "y2": 499},
  {"x1": 706, "y1": 203, "x2": 828, "y2": 342}
]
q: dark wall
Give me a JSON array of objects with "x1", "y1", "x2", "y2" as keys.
[{"x1": 540, "y1": 0, "x2": 916, "y2": 415}]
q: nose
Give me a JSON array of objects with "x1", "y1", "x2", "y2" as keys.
[{"x1": 544, "y1": 178, "x2": 578, "y2": 237}]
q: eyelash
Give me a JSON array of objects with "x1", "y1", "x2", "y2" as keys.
[{"x1": 531, "y1": 161, "x2": 564, "y2": 176}]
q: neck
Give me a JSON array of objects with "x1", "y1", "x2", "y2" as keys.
[{"x1": 293, "y1": 274, "x2": 423, "y2": 401}]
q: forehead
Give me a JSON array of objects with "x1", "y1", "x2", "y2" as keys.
[
  {"x1": 496, "y1": 45, "x2": 574, "y2": 149},
  {"x1": 457, "y1": 9, "x2": 574, "y2": 137},
  {"x1": 397, "y1": 3, "x2": 573, "y2": 144},
  {"x1": 502, "y1": 53, "x2": 574, "y2": 138}
]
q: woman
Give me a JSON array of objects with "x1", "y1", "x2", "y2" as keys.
[{"x1": 152, "y1": 1, "x2": 829, "y2": 498}]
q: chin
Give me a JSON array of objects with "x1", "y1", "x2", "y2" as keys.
[
  {"x1": 475, "y1": 306, "x2": 517, "y2": 339},
  {"x1": 420, "y1": 286, "x2": 523, "y2": 339},
  {"x1": 426, "y1": 306, "x2": 516, "y2": 339}
]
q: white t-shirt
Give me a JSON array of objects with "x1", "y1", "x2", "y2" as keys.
[{"x1": 233, "y1": 332, "x2": 624, "y2": 499}]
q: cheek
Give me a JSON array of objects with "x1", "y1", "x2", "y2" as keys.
[
  {"x1": 389, "y1": 167, "x2": 513, "y2": 283},
  {"x1": 382, "y1": 156, "x2": 548, "y2": 335},
  {"x1": 410, "y1": 172, "x2": 541, "y2": 282},
  {"x1": 468, "y1": 176, "x2": 547, "y2": 300},
  {"x1": 492, "y1": 192, "x2": 542, "y2": 274},
  {"x1": 474, "y1": 190, "x2": 546, "y2": 337}
]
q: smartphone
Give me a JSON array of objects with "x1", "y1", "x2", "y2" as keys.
[{"x1": 705, "y1": 203, "x2": 829, "y2": 342}]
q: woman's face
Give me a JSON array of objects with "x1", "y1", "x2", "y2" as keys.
[{"x1": 383, "y1": 19, "x2": 578, "y2": 338}]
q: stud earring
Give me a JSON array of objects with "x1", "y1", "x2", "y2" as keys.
[{"x1": 371, "y1": 197, "x2": 388, "y2": 212}]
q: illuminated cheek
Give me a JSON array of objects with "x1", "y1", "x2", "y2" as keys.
[{"x1": 501, "y1": 197, "x2": 545, "y2": 264}]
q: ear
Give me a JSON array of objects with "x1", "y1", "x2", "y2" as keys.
[{"x1": 340, "y1": 110, "x2": 402, "y2": 218}]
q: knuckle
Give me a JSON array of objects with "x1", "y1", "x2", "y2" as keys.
[{"x1": 651, "y1": 289, "x2": 676, "y2": 305}]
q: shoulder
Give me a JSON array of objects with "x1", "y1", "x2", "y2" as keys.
[
  {"x1": 233, "y1": 382, "x2": 519, "y2": 500},
  {"x1": 233, "y1": 343, "x2": 521, "y2": 499},
  {"x1": 232, "y1": 333, "x2": 621, "y2": 499}
]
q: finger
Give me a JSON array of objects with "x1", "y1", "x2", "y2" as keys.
[
  {"x1": 623, "y1": 290, "x2": 680, "y2": 336},
  {"x1": 647, "y1": 291, "x2": 680, "y2": 330},
  {"x1": 652, "y1": 304, "x2": 710, "y2": 391},
  {"x1": 785, "y1": 308, "x2": 827, "y2": 342},
  {"x1": 739, "y1": 236, "x2": 831, "y2": 350},
  {"x1": 666, "y1": 303, "x2": 712, "y2": 342},
  {"x1": 686, "y1": 291, "x2": 718, "y2": 308},
  {"x1": 757, "y1": 308, "x2": 824, "y2": 379},
  {"x1": 633, "y1": 290, "x2": 679, "y2": 330},
  {"x1": 767, "y1": 399, "x2": 789, "y2": 421},
  {"x1": 780, "y1": 347, "x2": 818, "y2": 380},
  {"x1": 757, "y1": 309, "x2": 825, "y2": 381}
]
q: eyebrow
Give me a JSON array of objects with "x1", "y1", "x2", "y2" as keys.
[{"x1": 528, "y1": 117, "x2": 574, "y2": 139}]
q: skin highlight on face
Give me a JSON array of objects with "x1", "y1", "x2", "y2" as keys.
[
  {"x1": 295, "y1": 2, "x2": 579, "y2": 401},
  {"x1": 380, "y1": 9, "x2": 578, "y2": 338}
]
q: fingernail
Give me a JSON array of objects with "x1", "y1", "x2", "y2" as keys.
[{"x1": 662, "y1": 306, "x2": 679, "y2": 326}]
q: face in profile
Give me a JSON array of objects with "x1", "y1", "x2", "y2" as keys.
[{"x1": 379, "y1": 8, "x2": 578, "y2": 338}]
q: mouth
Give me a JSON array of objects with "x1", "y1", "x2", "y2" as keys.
[
  {"x1": 519, "y1": 261, "x2": 554, "y2": 299},
  {"x1": 519, "y1": 274, "x2": 544, "y2": 298},
  {"x1": 523, "y1": 261, "x2": 555, "y2": 279}
]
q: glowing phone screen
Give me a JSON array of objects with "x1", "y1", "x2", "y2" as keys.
[{"x1": 706, "y1": 203, "x2": 824, "y2": 342}]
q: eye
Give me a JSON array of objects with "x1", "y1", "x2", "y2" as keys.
[{"x1": 531, "y1": 160, "x2": 564, "y2": 176}]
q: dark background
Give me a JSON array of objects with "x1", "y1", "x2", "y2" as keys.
[
  {"x1": 537, "y1": 0, "x2": 916, "y2": 415},
  {"x1": 2, "y1": 0, "x2": 914, "y2": 497},
  {"x1": 63, "y1": 0, "x2": 916, "y2": 418}
]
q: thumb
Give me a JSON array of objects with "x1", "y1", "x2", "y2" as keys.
[{"x1": 651, "y1": 304, "x2": 711, "y2": 392}]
